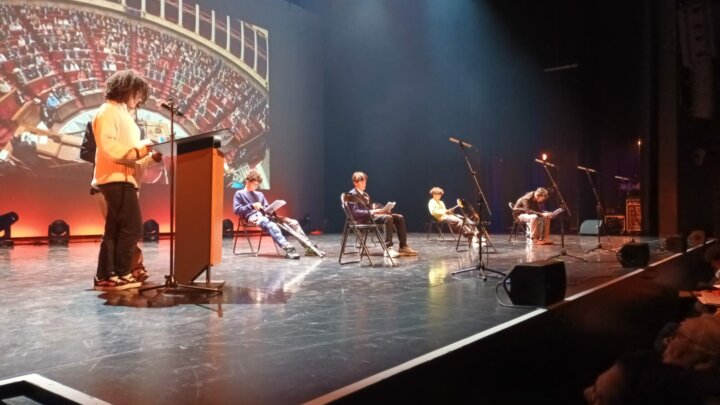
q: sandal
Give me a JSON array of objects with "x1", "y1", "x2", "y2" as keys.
[{"x1": 132, "y1": 268, "x2": 150, "y2": 283}]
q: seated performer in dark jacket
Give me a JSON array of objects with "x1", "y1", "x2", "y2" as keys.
[
  {"x1": 347, "y1": 171, "x2": 417, "y2": 257},
  {"x1": 513, "y1": 187, "x2": 553, "y2": 245},
  {"x1": 233, "y1": 169, "x2": 323, "y2": 259}
]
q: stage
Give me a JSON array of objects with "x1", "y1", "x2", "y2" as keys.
[{"x1": 0, "y1": 233, "x2": 684, "y2": 404}]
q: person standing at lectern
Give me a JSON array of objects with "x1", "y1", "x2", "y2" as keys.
[
  {"x1": 91, "y1": 102, "x2": 159, "y2": 285},
  {"x1": 92, "y1": 70, "x2": 162, "y2": 290}
]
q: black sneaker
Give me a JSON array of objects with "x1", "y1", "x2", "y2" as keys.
[{"x1": 284, "y1": 246, "x2": 300, "y2": 260}]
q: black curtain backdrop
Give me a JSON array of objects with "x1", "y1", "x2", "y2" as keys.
[
  {"x1": 6, "y1": 0, "x2": 718, "y2": 237},
  {"x1": 322, "y1": 0, "x2": 654, "y2": 234}
]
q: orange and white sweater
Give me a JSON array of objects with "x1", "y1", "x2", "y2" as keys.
[{"x1": 91, "y1": 101, "x2": 153, "y2": 188}]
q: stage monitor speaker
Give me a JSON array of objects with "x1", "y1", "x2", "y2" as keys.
[
  {"x1": 604, "y1": 215, "x2": 625, "y2": 235},
  {"x1": 222, "y1": 219, "x2": 234, "y2": 239},
  {"x1": 664, "y1": 235, "x2": 687, "y2": 253},
  {"x1": 579, "y1": 220, "x2": 602, "y2": 235},
  {"x1": 687, "y1": 230, "x2": 706, "y2": 246},
  {"x1": 142, "y1": 219, "x2": 160, "y2": 242},
  {"x1": 617, "y1": 242, "x2": 650, "y2": 268},
  {"x1": 506, "y1": 260, "x2": 566, "y2": 307},
  {"x1": 0, "y1": 211, "x2": 19, "y2": 247}
]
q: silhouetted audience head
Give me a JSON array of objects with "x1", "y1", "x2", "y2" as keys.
[
  {"x1": 704, "y1": 245, "x2": 720, "y2": 277},
  {"x1": 662, "y1": 314, "x2": 720, "y2": 372},
  {"x1": 584, "y1": 350, "x2": 706, "y2": 405}
]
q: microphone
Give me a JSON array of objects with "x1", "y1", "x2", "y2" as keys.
[
  {"x1": 577, "y1": 165, "x2": 596, "y2": 173},
  {"x1": 534, "y1": 158, "x2": 556, "y2": 168},
  {"x1": 160, "y1": 101, "x2": 185, "y2": 117},
  {"x1": 614, "y1": 175, "x2": 630, "y2": 181},
  {"x1": 448, "y1": 137, "x2": 473, "y2": 148}
]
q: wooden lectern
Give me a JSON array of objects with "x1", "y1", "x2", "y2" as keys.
[{"x1": 153, "y1": 128, "x2": 229, "y2": 287}]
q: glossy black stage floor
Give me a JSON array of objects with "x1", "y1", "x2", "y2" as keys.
[{"x1": 0, "y1": 233, "x2": 678, "y2": 404}]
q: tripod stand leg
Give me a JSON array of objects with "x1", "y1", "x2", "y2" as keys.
[
  {"x1": 139, "y1": 266, "x2": 224, "y2": 305},
  {"x1": 544, "y1": 209, "x2": 587, "y2": 262},
  {"x1": 584, "y1": 220, "x2": 616, "y2": 254},
  {"x1": 585, "y1": 243, "x2": 616, "y2": 254},
  {"x1": 548, "y1": 249, "x2": 588, "y2": 262},
  {"x1": 140, "y1": 283, "x2": 172, "y2": 305},
  {"x1": 480, "y1": 226, "x2": 497, "y2": 253}
]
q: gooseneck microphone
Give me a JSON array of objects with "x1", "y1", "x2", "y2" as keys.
[
  {"x1": 448, "y1": 137, "x2": 473, "y2": 148},
  {"x1": 534, "y1": 158, "x2": 556, "y2": 168},
  {"x1": 161, "y1": 101, "x2": 185, "y2": 117}
]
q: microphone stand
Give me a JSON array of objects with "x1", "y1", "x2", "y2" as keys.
[
  {"x1": 579, "y1": 166, "x2": 614, "y2": 253},
  {"x1": 474, "y1": 146, "x2": 497, "y2": 254},
  {"x1": 539, "y1": 161, "x2": 587, "y2": 262},
  {"x1": 140, "y1": 99, "x2": 221, "y2": 304},
  {"x1": 450, "y1": 140, "x2": 504, "y2": 280}
]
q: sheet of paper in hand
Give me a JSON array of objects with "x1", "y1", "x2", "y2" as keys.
[
  {"x1": 548, "y1": 208, "x2": 564, "y2": 219},
  {"x1": 382, "y1": 201, "x2": 396, "y2": 213},
  {"x1": 264, "y1": 200, "x2": 286, "y2": 215},
  {"x1": 698, "y1": 290, "x2": 720, "y2": 306}
]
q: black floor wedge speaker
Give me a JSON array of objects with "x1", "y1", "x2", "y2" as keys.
[
  {"x1": 617, "y1": 242, "x2": 650, "y2": 267},
  {"x1": 664, "y1": 235, "x2": 687, "y2": 253},
  {"x1": 506, "y1": 260, "x2": 566, "y2": 306}
]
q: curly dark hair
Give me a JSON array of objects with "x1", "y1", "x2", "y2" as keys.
[
  {"x1": 104, "y1": 70, "x2": 149, "y2": 104},
  {"x1": 244, "y1": 169, "x2": 263, "y2": 184}
]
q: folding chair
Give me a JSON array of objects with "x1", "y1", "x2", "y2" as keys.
[
  {"x1": 339, "y1": 193, "x2": 394, "y2": 266},
  {"x1": 232, "y1": 217, "x2": 280, "y2": 256},
  {"x1": 452, "y1": 208, "x2": 498, "y2": 254},
  {"x1": 426, "y1": 215, "x2": 455, "y2": 241},
  {"x1": 508, "y1": 202, "x2": 527, "y2": 243}
]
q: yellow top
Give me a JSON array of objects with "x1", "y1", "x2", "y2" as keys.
[{"x1": 428, "y1": 198, "x2": 447, "y2": 221}]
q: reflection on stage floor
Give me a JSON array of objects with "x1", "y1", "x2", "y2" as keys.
[{"x1": 0, "y1": 233, "x2": 671, "y2": 404}]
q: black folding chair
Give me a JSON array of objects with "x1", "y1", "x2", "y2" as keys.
[
  {"x1": 426, "y1": 215, "x2": 455, "y2": 241},
  {"x1": 339, "y1": 193, "x2": 394, "y2": 266},
  {"x1": 232, "y1": 217, "x2": 280, "y2": 256},
  {"x1": 508, "y1": 202, "x2": 527, "y2": 243}
]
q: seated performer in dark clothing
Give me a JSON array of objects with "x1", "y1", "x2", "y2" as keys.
[
  {"x1": 233, "y1": 169, "x2": 324, "y2": 259},
  {"x1": 347, "y1": 171, "x2": 417, "y2": 258},
  {"x1": 513, "y1": 187, "x2": 553, "y2": 245}
]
